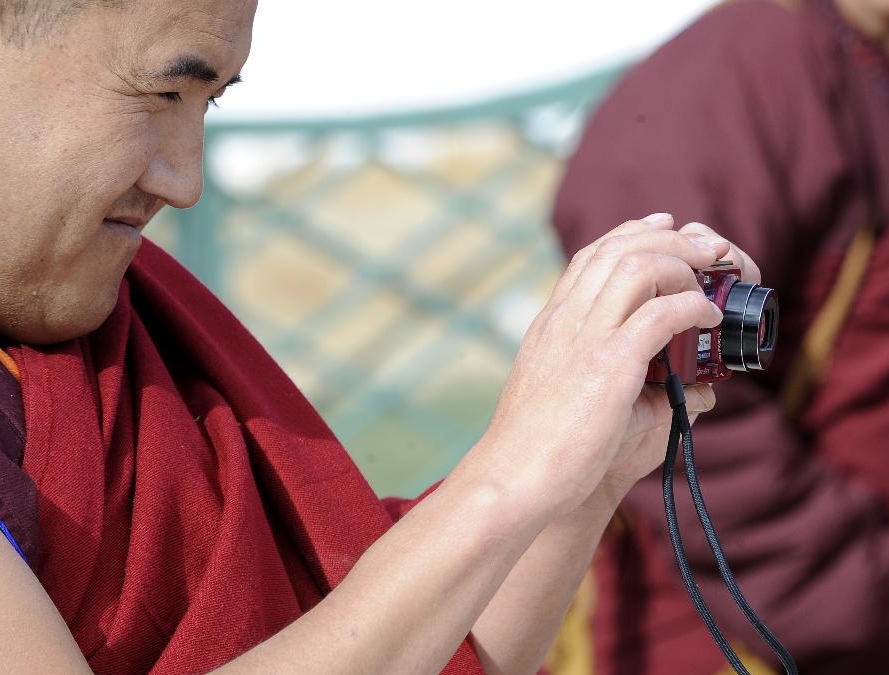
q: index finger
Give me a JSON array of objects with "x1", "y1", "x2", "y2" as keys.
[
  {"x1": 551, "y1": 213, "x2": 676, "y2": 306},
  {"x1": 679, "y1": 222, "x2": 761, "y2": 284}
]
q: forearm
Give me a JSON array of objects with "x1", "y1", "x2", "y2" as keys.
[
  {"x1": 471, "y1": 483, "x2": 626, "y2": 675},
  {"x1": 214, "y1": 470, "x2": 550, "y2": 675},
  {"x1": 0, "y1": 220, "x2": 736, "y2": 674}
]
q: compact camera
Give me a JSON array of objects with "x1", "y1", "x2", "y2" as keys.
[{"x1": 646, "y1": 261, "x2": 778, "y2": 384}]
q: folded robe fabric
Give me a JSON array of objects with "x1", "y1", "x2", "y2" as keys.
[{"x1": 8, "y1": 239, "x2": 484, "y2": 675}]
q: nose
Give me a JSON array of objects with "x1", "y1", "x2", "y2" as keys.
[{"x1": 137, "y1": 111, "x2": 205, "y2": 210}]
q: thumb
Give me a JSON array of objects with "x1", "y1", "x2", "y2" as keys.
[{"x1": 685, "y1": 383, "x2": 716, "y2": 415}]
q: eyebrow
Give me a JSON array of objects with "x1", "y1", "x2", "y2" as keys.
[{"x1": 152, "y1": 55, "x2": 242, "y2": 88}]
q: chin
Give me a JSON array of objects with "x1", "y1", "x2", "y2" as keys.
[
  {"x1": 17, "y1": 316, "x2": 110, "y2": 345},
  {"x1": 18, "y1": 288, "x2": 122, "y2": 346}
]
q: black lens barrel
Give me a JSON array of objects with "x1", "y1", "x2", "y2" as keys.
[{"x1": 722, "y1": 282, "x2": 779, "y2": 371}]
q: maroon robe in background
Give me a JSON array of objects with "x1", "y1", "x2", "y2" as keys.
[
  {"x1": 0, "y1": 240, "x2": 484, "y2": 675},
  {"x1": 554, "y1": 1, "x2": 889, "y2": 673}
]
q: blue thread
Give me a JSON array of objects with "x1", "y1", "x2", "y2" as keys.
[{"x1": 0, "y1": 517, "x2": 27, "y2": 564}]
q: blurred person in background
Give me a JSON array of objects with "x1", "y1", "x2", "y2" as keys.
[
  {"x1": 552, "y1": 0, "x2": 889, "y2": 673},
  {"x1": 0, "y1": 1, "x2": 756, "y2": 674}
]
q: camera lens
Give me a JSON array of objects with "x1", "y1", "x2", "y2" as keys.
[{"x1": 721, "y1": 282, "x2": 779, "y2": 371}]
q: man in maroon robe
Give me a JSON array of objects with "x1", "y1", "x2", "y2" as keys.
[
  {"x1": 0, "y1": 1, "x2": 748, "y2": 673},
  {"x1": 553, "y1": 0, "x2": 889, "y2": 672}
]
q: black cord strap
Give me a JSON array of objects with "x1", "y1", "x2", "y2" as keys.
[{"x1": 660, "y1": 351, "x2": 798, "y2": 675}]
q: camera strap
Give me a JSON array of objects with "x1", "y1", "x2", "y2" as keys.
[{"x1": 661, "y1": 354, "x2": 799, "y2": 675}]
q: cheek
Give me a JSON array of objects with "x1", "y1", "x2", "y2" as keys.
[
  {"x1": 77, "y1": 114, "x2": 157, "y2": 194},
  {"x1": 92, "y1": 121, "x2": 158, "y2": 191}
]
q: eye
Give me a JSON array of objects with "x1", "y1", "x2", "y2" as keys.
[{"x1": 157, "y1": 91, "x2": 218, "y2": 110}]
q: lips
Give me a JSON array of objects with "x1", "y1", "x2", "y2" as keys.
[
  {"x1": 105, "y1": 216, "x2": 148, "y2": 230},
  {"x1": 102, "y1": 217, "x2": 145, "y2": 246}
]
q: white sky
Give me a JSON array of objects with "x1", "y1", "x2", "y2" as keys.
[{"x1": 213, "y1": 0, "x2": 719, "y2": 120}]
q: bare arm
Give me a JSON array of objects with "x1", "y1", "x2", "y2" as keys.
[
  {"x1": 0, "y1": 538, "x2": 94, "y2": 674},
  {"x1": 468, "y1": 222, "x2": 754, "y2": 675},
  {"x1": 0, "y1": 218, "x2": 732, "y2": 675}
]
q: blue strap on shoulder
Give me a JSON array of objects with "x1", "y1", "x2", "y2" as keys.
[{"x1": 0, "y1": 517, "x2": 28, "y2": 564}]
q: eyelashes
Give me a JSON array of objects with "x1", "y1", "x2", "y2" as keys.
[{"x1": 158, "y1": 92, "x2": 219, "y2": 108}]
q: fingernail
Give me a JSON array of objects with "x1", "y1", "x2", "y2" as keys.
[
  {"x1": 710, "y1": 301, "x2": 724, "y2": 318},
  {"x1": 642, "y1": 213, "x2": 673, "y2": 225},
  {"x1": 691, "y1": 239, "x2": 717, "y2": 252}
]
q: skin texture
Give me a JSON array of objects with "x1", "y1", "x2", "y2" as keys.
[
  {"x1": 0, "y1": 1, "x2": 124, "y2": 47},
  {"x1": 0, "y1": 208, "x2": 756, "y2": 674},
  {"x1": 0, "y1": 2, "x2": 765, "y2": 674},
  {"x1": 0, "y1": 0, "x2": 253, "y2": 343}
]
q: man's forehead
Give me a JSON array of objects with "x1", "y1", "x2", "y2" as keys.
[
  {"x1": 115, "y1": 0, "x2": 256, "y2": 82},
  {"x1": 127, "y1": 0, "x2": 257, "y2": 44}
]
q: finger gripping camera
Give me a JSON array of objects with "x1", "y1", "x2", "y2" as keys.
[{"x1": 646, "y1": 261, "x2": 779, "y2": 384}]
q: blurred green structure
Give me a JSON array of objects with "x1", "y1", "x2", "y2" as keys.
[{"x1": 147, "y1": 66, "x2": 624, "y2": 498}]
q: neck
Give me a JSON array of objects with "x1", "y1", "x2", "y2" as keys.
[{"x1": 834, "y1": 0, "x2": 889, "y2": 51}]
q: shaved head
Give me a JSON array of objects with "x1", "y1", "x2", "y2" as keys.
[{"x1": 0, "y1": 1, "x2": 123, "y2": 46}]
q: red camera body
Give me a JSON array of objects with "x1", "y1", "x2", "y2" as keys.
[{"x1": 646, "y1": 261, "x2": 778, "y2": 385}]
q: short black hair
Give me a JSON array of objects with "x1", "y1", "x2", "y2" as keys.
[{"x1": 0, "y1": 1, "x2": 122, "y2": 47}]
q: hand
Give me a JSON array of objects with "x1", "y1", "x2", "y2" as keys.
[
  {"x1": 474, "y1": 215, "x2": 741, "y2": 519},
  {"x1": 591, "y1": 220, "x2": 761, "y2": 501}
]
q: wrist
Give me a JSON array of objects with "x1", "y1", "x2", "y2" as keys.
[
  {"x1": 445, "y1": 441, "x2": 559, "y2": 539},
  {"x1": 567, "y1": 476, "x2": 633, "y2": 522}
]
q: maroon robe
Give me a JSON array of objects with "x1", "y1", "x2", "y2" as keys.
[
  {"x1": 554, "y1": 1, "x2": 889, "y2": 673},
  {"x1": 0, "y1": 241, "x2": 485, "y2": 675},
  {"x1": 0, "y1": 353, "x2": 37, "y2": 564}
]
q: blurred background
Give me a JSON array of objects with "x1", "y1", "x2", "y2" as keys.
[{"x1": 147, "y1": 0, "x2": 719, "y2": 498}]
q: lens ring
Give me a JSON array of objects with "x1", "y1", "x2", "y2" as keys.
[
  {"x1": 721, "y1": 282, "x2": 754, "y2": 371},
  {"x1": 741, "y1": 287, "x2": 778, "y2": 370},
  {"x1": 722, "y1": 282, "x2": 779, "y2": 371}
]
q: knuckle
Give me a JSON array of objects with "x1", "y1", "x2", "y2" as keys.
[
  {"x1": 632, "y1": 304, "x2": 664, "y2": 334},
  {"x1": 679, "y1": 261, "x2": 701, "y2": 287},
  {"x1": 663, "y1": 229, "x2": 686, "y2": 244},
  {"x1": 615, "y1": 251, "x2": 648, "y2": 276},
  {"x1": 651, "y1": 229, "x2": 685, "y2": 251},
  {"x1": 671, "y1": 288, "x2": 705, "y2": 310},
  {"x1": 568, "y1": 247, "x2": 592, "y2": 271},
  {"x1": 654, "y1": 292, "x2": 705, "y2": 327},
  {"x1": 594, "y1": 236, "x2": 625, "y2": 259},
  {"x1": 568, "y1": 249, "x2": 584, "y2": 266},
  {"x1": 664, "y1": 294, "x2": 693, "y2": 321}
]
